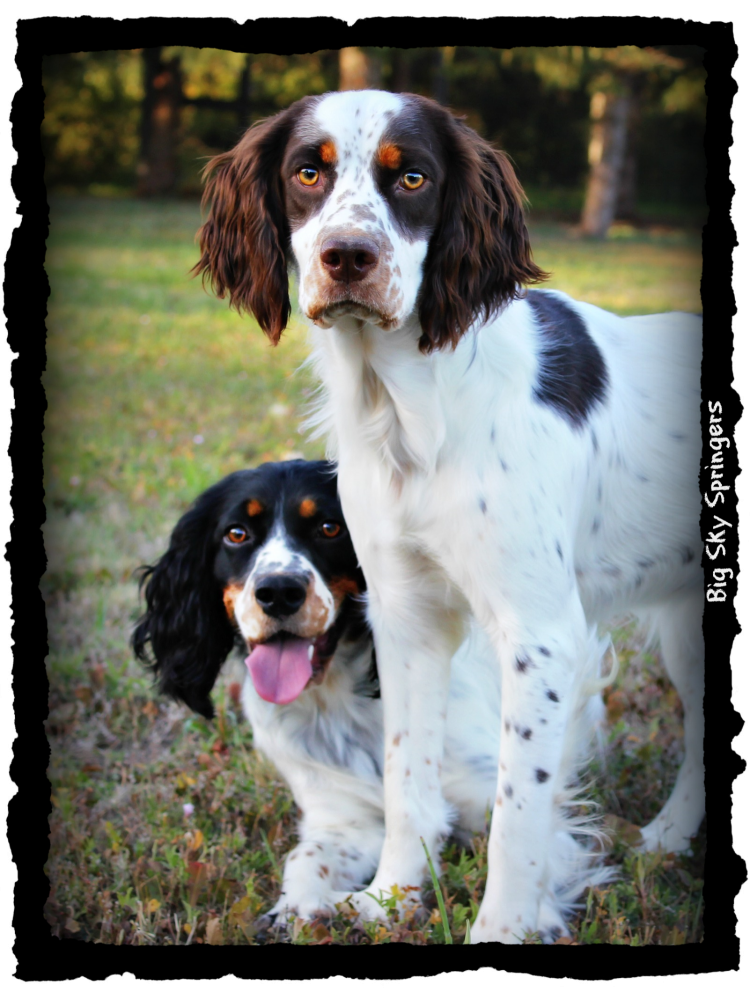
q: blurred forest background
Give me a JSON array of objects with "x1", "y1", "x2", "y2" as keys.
[
  {"x1": 43, "y1": 47, "x2": 707, "y2": 946},
  {"x1": 42, "y1": 44, "x2": 707, "y2": 235}
]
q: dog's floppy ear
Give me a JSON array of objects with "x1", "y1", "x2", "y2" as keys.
[
  {"x1": 193, "y1": 102, "x2": 306, "y2": 345},
  {"x1": 132, "y1": 488, "x2": 236, "y2": 719},
  {"x1": 418, "y1": 111, "x2": 549, "y2": 353}
]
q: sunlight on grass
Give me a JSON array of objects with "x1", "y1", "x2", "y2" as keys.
[{"x1": 528, "y1": 222, "x2": 702, "y2": 316}]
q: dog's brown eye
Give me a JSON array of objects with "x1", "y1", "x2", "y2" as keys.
[
  {"x1": 225, "y1": 526, "x2": 248, "y2": 545},
  {"x1": 298, "y1": 167, "x2": 319, "y2": 186},
  {"x1": 320, "y1": 522, "x2": 341, "y2": 539},
  {"x1": 401, "y1": 171, "x2": 424, "y2": 190}
]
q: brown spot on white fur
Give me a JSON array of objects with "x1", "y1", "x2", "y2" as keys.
[{"x1": 300, "y1": 576, "x2": 332, "y2": 634}]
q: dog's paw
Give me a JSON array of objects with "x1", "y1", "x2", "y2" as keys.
[
  {"x1": 468, "y1": 915, "x2": 519, "y2": 944},
  {"x1": 264, "y1": 897, "x2": 338, "y2": 929},
  {"x1": 334, "y1": 889, "x2": 393, "y2": 925},
  {"x1": 330, "y1": 885, "x2": 422, "y2": 926},
  {"x1": 537, "y1": 897, "x2": 571, "y2": 943},
  {"x1": 638, "y1": 816, "x2": 694, "y2": 856},
  {"x1": 468, "y1": 896, "x2": 570, "y2": 944},
  {"x1": 253, "y1": 908, "x2": 297, "y2": 943}
]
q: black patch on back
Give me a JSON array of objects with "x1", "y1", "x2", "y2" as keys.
[{"x1": 527, "y1": 290, "x2": 608, "y2": 429}]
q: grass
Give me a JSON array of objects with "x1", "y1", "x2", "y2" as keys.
[{"x1": 43, "y1": 197, "x2": 704, "y2": 946}]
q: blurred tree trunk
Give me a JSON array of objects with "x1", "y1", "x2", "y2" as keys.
[
  {"x1": 137, "y1": 48, "x2": 182, "y2": 197},
  {"x1": 338, "y1": 47, "x2": 381, "y2": 90},
  {"x1": 392, "y1": 49, "x2": 411, "y2": 92},
  {"x1": 432, "y1": 47, "x2": 455, "y2": 105},
  {"x1": 615, "y1": 97, "x2": 641, "y2": 221},
  {"x1": 237, "y1": 55, "x2": 252, "y2": 130},
  {"x1": 580, "y1": 82, "x2": 633, "y2": 237}
]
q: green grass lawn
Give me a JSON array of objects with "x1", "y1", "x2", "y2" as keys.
[{"x1": 43, "y1": 197, "x2": 705, "y2": 946}]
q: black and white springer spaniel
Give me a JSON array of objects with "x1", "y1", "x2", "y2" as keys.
[
  {"x1": 189, "y1": 90, "x2": 703, "y2": 943},
  {"x1": 135, "y1": 460, "x2": 602, "y2": 931}
]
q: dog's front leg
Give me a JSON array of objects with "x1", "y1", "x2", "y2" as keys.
[
  {"x1": 471, "y1": 596, "x2": 599, "y2": 944},
  {"x1": 268, "y1": 798, "x2": 385, "y2": 927},
  {"x1": 340, "y1": 552, "x2": 464, "y2": 924}
]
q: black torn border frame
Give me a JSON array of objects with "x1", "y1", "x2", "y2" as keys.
[{"x1": 8, "y1": 13, "x2": 742, "y2": 983}]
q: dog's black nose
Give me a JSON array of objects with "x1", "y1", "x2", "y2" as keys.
[
  {"x1": 255, "y1": 574, "x2": 308, "y2": 618},
  {"x1": 320, "y1": 236, "x2": 380, "y2": 284}
]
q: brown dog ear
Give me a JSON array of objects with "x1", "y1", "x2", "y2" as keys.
[
  {"x1": 418, "y1": 114, "x2": 549, "y2": 354},
  {"x1": 193, "y1": 104, "x2": 305, "y2": 344}
]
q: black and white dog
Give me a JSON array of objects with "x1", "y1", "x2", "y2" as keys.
[
  {"x1": 134, "y1": 460, "x2": 604, "y2": 932},
  {"x1": 192, "y1": 90, "x2": 704, "y2": 942}
]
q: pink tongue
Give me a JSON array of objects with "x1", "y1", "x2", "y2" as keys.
[{"x1": 245, "y1": 635, "x2": 313, "y2": 704}]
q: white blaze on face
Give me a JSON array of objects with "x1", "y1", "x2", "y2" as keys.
[
  {"x1": 290, "y1": 91, "x2": 431, "y2": 332},
  {"x1": 230, "y1": 524, "x2": 336, "y2": 644}
]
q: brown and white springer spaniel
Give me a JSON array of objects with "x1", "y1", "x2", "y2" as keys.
[{"x1": 191, "y1": 91, "x2": 704, "y2": 943}]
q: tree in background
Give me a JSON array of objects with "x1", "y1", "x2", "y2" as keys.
[
  {"x1": 578, "y1": 47, "x2": 698, "y2": 237},
  {"x1": 501, "y1": 46, "x2": 705, "y2": 236},
  {"x1": 339, "y1": 47, "x2": 381, "y2": 90},
  {"x1": 137, "y1": 48, "x2": 182, "y2": 197},
  {"x1": 42, "y1": 45, "x2": 705, "y2": 229},
  {"x1": 42, "y1": 51, "x2": 142, "y2": 194},
  {"x1": 42, "y1": 48, "x2": 334, "y2": 195}
]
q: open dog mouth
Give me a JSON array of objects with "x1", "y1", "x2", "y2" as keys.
[{"x1": 245, "y1": 626, "x2": 343, "y2": 705}]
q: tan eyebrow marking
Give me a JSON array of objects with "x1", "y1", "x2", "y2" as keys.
[
  {"x1": 377, "y1": 143, "x2": 402, "y2": 170},
  {"x1": 299, "y1": 498, "x2": 317, "y2": 518},
  {"x1": 246, "y1": 499, "x2": 264, "y2": 517},
  {"x1": 319, "y1": 141, "x2": 337, "y2": 164}
]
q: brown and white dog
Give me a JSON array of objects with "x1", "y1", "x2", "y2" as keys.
[{"x1": 192, "y1": 91, "x2": 704, "y2": 942}]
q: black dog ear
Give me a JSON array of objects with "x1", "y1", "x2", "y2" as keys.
[
  {"x1": 192, "y1": 101, "x2": 309, "y2": 345},
  {"x1": 132, "y1": 493, "x2": 236, "y2": 719},
  {"x1": 418, "y1": 109, "x2": 549, "y2": 353}
]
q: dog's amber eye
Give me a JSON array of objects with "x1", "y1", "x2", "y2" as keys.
[
  {"x1": 225, "y1": 526, "x2": 248, "y2": 545},
  {"x1": 320, "y1": 522, "x2": 341, "y2": 539},
  {"x1": 298, "y1": 167, "x2": 319, "y2": 186},
  {"x1": 401, "y1": 171, "x2": 424, "y2": 190}
]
